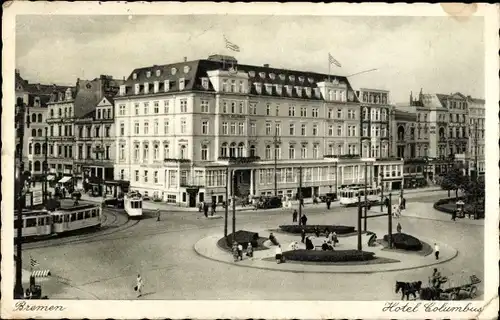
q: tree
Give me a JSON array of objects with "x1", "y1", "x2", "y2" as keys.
[
  {"x1": 462, "y1": 176, "x2": 485, "y2": 204},
  {"x1": 440, "y1": 167, "x2": 465, "y2": 199}
]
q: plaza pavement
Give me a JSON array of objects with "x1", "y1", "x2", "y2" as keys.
[{"x1": 18, "y1": 189, "x2": 484, "y2": 300}]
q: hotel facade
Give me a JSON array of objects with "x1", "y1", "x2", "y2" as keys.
[{"x1": 113, "y1": 55, "x2": 403, "y2": 207}]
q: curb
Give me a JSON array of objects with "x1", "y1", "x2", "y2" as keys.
[{"x1": 193, "y1": 235, "x2": 459, "y2": 274}]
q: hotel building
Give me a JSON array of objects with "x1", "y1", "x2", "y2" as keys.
[{"x1": 114, "y1": 55, "x2": 403, "y2": 206}]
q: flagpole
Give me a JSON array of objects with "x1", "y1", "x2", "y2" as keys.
[{"x1": 328, "y1": 54, "x2": 331, "y2": 82}]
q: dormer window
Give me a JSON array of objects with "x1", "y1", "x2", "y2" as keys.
[
  {"x1": 201, "y1": 78, "x2": 209, "y2": 90},
  {"x1": 279, "y1": 74, "x2": 286, "y2": 81},
  {"x1": 171, "y1": 67, "x2": 177, "y2": 75},
  {"x1": 295, "y1": 87, "x2": 302, "y2": 97},
  {"x1": 144, "y1": 82, "x2": 149, "y2": 94},
  {"x1": 146, "y1": 71, "x2": 151, "y2": 78},
  {"x1": 254, "y1": 83, "x2": 262, "y2": 94},
  {"x1": 65, "y1": 88, "x2": 72, "y2": 100},
  {"x1": 269, "y1": 73, "x2": 276, "y2": 80},
  {"x1": 248, "y1": 71, "x2": 255, "y2": 77},
  {"x1": 265, "y1": 83, "x2": 273, "y2": 94},
  {"x1": 314, "y1": 88, "x2": 321, "y2": 98},
  {"x1": 164, "y1": 80, "x2": 170, "y2": 92},
  {"x1": 305, "y1": 87, "x2": 312, "y2": 97},
  {"x1": 179, "y1": 78, "x2": 185, "y2": 91},
  {"x1": 286, "y1": 85, "x2": 293, "y2": 96},
  {"x1": 134, "y1": 84, "x2": 140, "y2": 95},
  {"x1": 276, "y1": 84, "x2": 283, "y2": 95},
  {"x1": 156, "y1": 70, "x2": 161, "y2": 77},
  {"x1": 132, "y1": 73, "x2": 137, "y2": 80},
  {"x1": 183, "y1": 66, "x2": 190, "y2": 74},
  {"x1": 289, "y1": 75, "x2": 295, "y2": 82},
  {"x1": 58, "y1": 93, "x2": 63, "y2": 101},
  {"x1": 119, "y1": 85, "x2": 126, "y2": 96},
  {"x1": 34, "y1": 97, "x2": 40, "y2": 107},
  {"x1": 259, "y1": 72, "x2": 266, "y2": 79},
  {"x1": 298, "y1": 76, "x2": 305, "y2": 83},
  {"x1": 308, "y1": 77, "x2": 314, "y2": 84},
  {"x1": 154, "y1": 81, "x2": 159, "y2": 93}
]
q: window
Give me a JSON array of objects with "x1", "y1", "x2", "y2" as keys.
[
  {"x1": 231, "y1": 102, "x2": 236, "y2": 114},
  {"x1": 312, "y1": 145, "x2": 319, "y2": 159},
  {"x1": 337, "y1": 109, "x2": 342, "y2": 119},
  {"x1": 164, "y1": 100, "x2": 170, "y2": 113},
  {"x1": 230, "y1": 122, "x2": 236, "y2": 135},
  {"x1": 249, "y1": 103, "x2": 257, "y2": 115},
  {"x1": 327, "y1": 108, "x2": 333, "y2": 119},
  {"x1": 229, "y1": 143, "x2": 236, "y2": 157},
  {"x1": 222, "y1": 122, "x2": 228, "y2": 135},
  {"x1": 154, "y1": 101, "x2": 159, "y2": 113},
  {"x1": 238, "y1": 122, "x2": 244, "y2": 135},
  {"x1": 144, "y1": 170, "x2": 149, "y2": 183},
  {"x1": 275, "y1": 104, "x2": 280, "y2": 116},
  {"x1": 143, "y1": 144, "x2": 149, "y2": 161},
  {"x1": 201, "y1": 100, "x2": 209, "y2": 113},
  {"x1": 239, "y1": 102, "x2": 244, "y2": 114},
  {"x1": 154, "y1": 171, "x2": 159, "y2": 183},
  {"x1": 266, "y1": 104, "x2": 271, "y2": 116},
  {"x1": 202, "y1": 78, "x2": 209, "y2": 90},
  {"x1": 265, "y1": 122, "x2": 272, "y2": 135},
  {"x1": 164, "y1": 144, "x2": 170, "y2": 159},
  {"x1": 328, "y1": 125, "x2": 334, "y2": 136},
  {"x1": 312, "y1": 108, "x2": 318, "y2": 117},
  {"x1": 95, "y1": 126, "x2": 100, "y2": 138},
  {"x1": 120, "y1": 169, "x2": 125, "y2": 180},
  {"x1": 289, "y1": 123, "x2": 295, "y2": 135},
  {"x1": 163, "y1": 119, "x2": 170, "y2": 134},
  {"x1": 154, "y1": 144, "x2": 159, "y2": 160},
  {"x1": 230, "y1": 80, "x2": 236, "y2": 93},
  {"x1": 337, "y1": 126, "x2": 342, "y2": 137},
  {"x1": 274, "y1": 146, "x2": 281, "y2": 159},
  {"x1": 288, "y1": 145, "x2": 295, "y2": 159},
  {"x1": 312, "y1": 124, "x2": 318, "y2": 136},
  {"x1": 181, "y1": 120, "x2": 186, "y2": 134},
  {"x1": 301, "y1": 145, "x2": 307, "y2": 159},
  {"x1": 301, "y1": 124, "x2": 306, "y2": 136},
  {"x1": 222, "y1": 79, "x2": 228, "y2": 92},
  {"x1": 153, "y1": 121, "x2": 159, "y2": 135},
  {"x1": 135, "y1": 170, "x2": 139, "y2": 182},
  {"x1": 201, "y1": 145, "x2": 208, "y2": 160},
  {"x1": 249, "y1": 145, "x2": 256, "y2": 157},
  {"x1": 119, "y1": 144, "x2": 125, "y2": 160},
  {"x1": 348, "y1": 110, "x2": 355, "y2": 119},
  {"x1": 202, "y1": 121, "x2": 209, "y2": 135},
  {"x1": 144, "y1": 122, "x2": 149, "y2": 135},
  {"x1": 179, "y1": 145, "x2": 187, "y2": 159},
  {"x1": 135, "y1": 103, "x2": 139, "y2": 115},
  {"x1": 237, "y1": 143, "x2": 244, "y2": 157},
  {"x1": 265, "y1": 145, "x2": 272, "y2": 159},
  {"x1": 222, "y1": 101, "x2": 228, "y2": 113},
  {"x1": 144, "y1": 102, "x2": 149, "y2": 115},
  {"x1": 250, "y1": 122, "x2": 256, "y2": 136},
  {"x1": 289, "y1": 106, "x2": 295, "y2": 116},
  {"x1": 220, "y1": 143, "x2": 228, "y2": 157},
  {"x1": 300, "y1": 107, "x2": 307, "y2": 117},
  {"x1": 275, "y1": 123, "x2": 281, "y2": 136},
  {"x1": 180, "y1": 100, "x2": 187, "y2": 113}
]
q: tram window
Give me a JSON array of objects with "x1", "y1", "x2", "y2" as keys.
[
  {"x1": 77, "y1": 212, "x2": 84, "y2": 220},
  {"x1": 138, "y1": 201, "x2": 142, "y2": 209},
  {"x1": 38, "y1": 218, "x2": 45, "y2": 226},
  {"x1": 26, "y1": 218, "x2": 37, "y2": 227},
  {"x1": 85, "y1": 211, "x2": 91, "y2": 219},
  {"x1": 64, "y1": 214, "x2": 70, "y2": 222},
  {"x1": 91, "y1": 210, "x2": 96, "y2": 217},
  {"x1": 71, "y1": 213, "x2": 76, "y2": 221},
  {"x1": 359, "y1": 191, "x2": 364, "y2": 197}
]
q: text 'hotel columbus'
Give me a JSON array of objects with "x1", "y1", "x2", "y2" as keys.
[{"x1": 113, "y1": 54, "x2": 402, "y2": 206}]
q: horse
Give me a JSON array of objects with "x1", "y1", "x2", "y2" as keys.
[
  {"x1": 419, "y1": 286, "x2": 442, "y2": 300},
  {"x1": 395, "y1": 281, "x2": 422, "y2": 300}
]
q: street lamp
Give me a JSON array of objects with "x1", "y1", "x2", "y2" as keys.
[{"x1": 14, "y1": 98, "x2": 30, "y2": 298}]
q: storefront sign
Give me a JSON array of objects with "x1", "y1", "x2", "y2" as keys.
[{"x1": 32, "y1": 190, "x2": 43, "y2": 206}]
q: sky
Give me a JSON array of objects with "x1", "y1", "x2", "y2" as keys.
[{"x1": 16, "y1": 15, "x2": 484, "y2": 104}]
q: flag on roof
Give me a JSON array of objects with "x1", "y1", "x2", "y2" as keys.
[
  {"x1": 328, "y1": 53, "x2": 342, "y2": 67},
  {"x1": 224, "y1": 36, "x2": 240, "y2": 52}
]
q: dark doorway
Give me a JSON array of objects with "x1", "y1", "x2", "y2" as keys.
[
  {"x1": 189, "y1": 193, "x2": 196, "y2": 207},
  {"x1": 297, "y1": 187, "x2": 312, "y2": 199},
  {"x1": 199, "y1": 192, "x2": 204, "y2": 203}
]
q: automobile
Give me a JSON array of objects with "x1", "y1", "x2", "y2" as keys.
[
  {"x1": 319, "y1": 193, "x2": 337, "y2": 202},
  {"x1": 256, "y1": 196, "x2": 282, "y2": 209},
  {"x1": 104, "y1": 197, "x2": 124, "y2": 208}
]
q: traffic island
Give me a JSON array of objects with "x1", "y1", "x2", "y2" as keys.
[
  {"x1": 216, "y1": 230, "x2": 269, "y2": 252},
  {"x1": 194, "y1": 229, "x2": 459, "y2": 274}
]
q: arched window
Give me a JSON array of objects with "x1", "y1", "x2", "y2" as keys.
[
  {"x1": 180, "y1": 145, "x2": 187, "y2": 159},
  {"x1": 31, "y1": 129, "x2": 37, "y2": 137},
  {"x1": 220, "y1": 142, "x2": 228, "y2": 157},
  {"x1": 439, "y1": 127, "x2": 445, "y2": 139},
  {"x1": 64, "y1": 108, "x2": 67, "y2": 117},
  {"x1": 237, "y1": 142, "x2": 244, "y2": 157},
  {"x1": 201, "y1": 145, "x2": 208, "y2": 160},
  {"x1": 229, "y1": 142, "x2": 236, "y2": 158},
  {"x1": 153, "y1": 144, "x2": 159, "y2": 160},
  {"x1": 397, "y1": 126, "x2": 405, "y2": 141},
  {"x1": 28, "y1": 161, "x2": 33, "y2": 172},
  {"x1": 143, "y1": 143, "x2": 149, "y2": 161},
  {"x1": 163, "y1": 143, "x2": 170, "y2": 159},
  {"x1": 34, "y1": 143, "x2": 41, "y2": 155},
  {"x1": 58, "y1": 108, "x2": 62, "y2": 117},
  {"x1": 288, "y1": 144, "x2": 295, "y2": 159},
  {"x1": 42, "y1": 143, "x2": 47, "y2": 155},
  {"x1": 28, "y1": 143, "x2": 32, "y2": 155},
  {"x1": 32, "y1": 114, "x2": 37, "y2": 123},
  {"x1": 37, "y1": 114, "x2": 42, "y2": 122},
  {"x1": 50, "y1": 109, "x2": 54, "y2": 118},
  {"x1": 37, "y1": 129, "x2": 43, "y2": 136},
  {"x1": 363, "y1": 107, "x2": 369, "y2": 120},
  {"x1": 69, "y1": 107, "x2": 72, "y2": 116},
  {"x1": 34, "y1": 161, "x2": 41, "y2": 172},
  {"x1": 265, "y1": 145, "x2": 271, "y2": 159},
  {"x1": 249, "y1": 145, "x2": 256, "y2": 157}
]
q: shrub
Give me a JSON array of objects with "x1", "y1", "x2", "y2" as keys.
[
  {"x1": 279, "y1": 225, "x2": 355, "y2": 235},
  {"x1": 383, "y1": 233, "x2": 422, "y2": 251},
  {"x1": 224, "y1": 230, "x2": 260, "y2": 249},
  {"x1": 282, "y1": 249, "x2": 375, "y2": 262}
]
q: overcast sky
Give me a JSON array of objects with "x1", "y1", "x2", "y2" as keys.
[{"x1": 16, "y1": 15, "x2": 484, "y2": 103}]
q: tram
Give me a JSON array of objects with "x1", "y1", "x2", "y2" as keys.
[
  {"x1": 124, "y1": 192, "x2": 143, "y2": 218},
  {"x1": 338, "y1": 184, "x2": 381, "y2": 206},
  {"x1": 14, "y1": 210, "x2": 53, "y2": 238},
  {"x1": 51, "y1": 204, "x2": 102, "y2": 233}
]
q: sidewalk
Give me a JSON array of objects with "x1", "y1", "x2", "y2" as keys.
[{"x1": 194, "y1": 228, "x2": 458, "y2": 274}]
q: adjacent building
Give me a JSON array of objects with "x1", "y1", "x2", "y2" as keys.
[
  {"x1": 464, "y1": 97, "x2": 485, "y2": 177},
  {"x1": 114, "y1": 55, "x2": 403, "y2": 206}
]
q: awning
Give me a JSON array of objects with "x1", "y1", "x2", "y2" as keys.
[
  {"x1": 58, "y1": 176, "x2": 72, "y2": 184},
  {"x1": 47, "y1": 175, "x2": 55, "y2": 181}
]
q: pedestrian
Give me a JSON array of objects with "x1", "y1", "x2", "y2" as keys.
[
  {"x1": 211, "y1": 201, "x2": 216, "y2": 215},
  {"x1": 237, "y1": 243, "x2": 243, "y2": 260},
  {"x1": 232, "y1": 241, "x2": 239, "y2": 262},
  {"x1": 199, "y1": 201, "x2": 204, "y2": 212},
  {"x1": 326, "y1": 198, "x2": 331, "y2": 210},
  {"x1": 300, "y1": 214, "x2": 308, "y2": 226},
  {"x1": 300, "y1": 228, "x2": 306, "y2": 243},
  {"x1": 434, "y1": 243, "x2": 440, "y2": 260},
  {"x1": 384, "y1": 196, "x2": 389, "y2": 210},
  {"x1": 135, "y1": 274, "x2": 143, "y2": 298},
  {"x1": 332, "y1": 231, "x2": 338, "y2": 247},
  {"x1": 314, "y1": 226, "x2": 320, "y2": 237},
  {"x1": 396, "y1": 222, "x2": 402, "y2": 233},
  {"x1": 203, "y1": 203, "x2": 209, "y2": 218},
  {"x1": 402, "y1": 197, "x2": 406, "y2": 210},
  {"x1": 292, "y1": 210, "x2": 298, "y2": 223},
  {"x1": 275, "y1": 245, "x2": 283, "y2": 264},
  {"x1": 451, "y1": 209, "x2": 457, "y2": 221},
  {"x1": 246, "y1": 242, "x2": 253, "y2": 258},
  {"x1": 156, "y1": 208, "x2": 161, "y2": 221}
]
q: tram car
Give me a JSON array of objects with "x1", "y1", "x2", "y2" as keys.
[
  {"x1": 14, "y1": 210, "x2": 53, "y2": 238},
  {"x1": 339, "y1": 184, "x2": 381, "y2": 206},
  {"x1": 124, "y1": 192, "x2": 143, "y2": 218},
  {"x1": 51, "y1": 204, "x2": 102, "y2": 233}
]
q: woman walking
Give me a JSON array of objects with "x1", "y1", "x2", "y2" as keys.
[{"x1": 135, "y1": 274, "x2": 143, "y2": 298}]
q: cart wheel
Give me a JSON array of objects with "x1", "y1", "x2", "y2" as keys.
[
  {"x1": 449, "y1": 292, "x2": 458, "y2": 300},
  {"x1": 469, "y1": 286, "x2": 477, "y2": 298}
]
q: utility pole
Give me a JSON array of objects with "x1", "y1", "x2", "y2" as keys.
[
  {"x1": 14, "y1": 100, "x2": 29, "y2": 298},
  {"x1": 224, "y1": 166, "x2": 229, "y2": 238},
  {"x1": 43, "y1": 126, "x2": 48, "y2": 205},
  {"x1": 364, "y1": 162, "x2": 368, "y2": 231},
  {"x1": 273, "y1": 132, "x2": 281, "y2": 196},
  {"x1": 357, "y1": 194, "x2": 362, "y2": 251},
  {"x1": 298, "y1": 166, "x2": 303, "y2": 223},
  {"x1": 231, "y1": 170, "x2": 236, "y2": 243},
  {"x1": 380, "y1": 173, "x2": 384, "y2": 212},
  {"x1": 474, "y1": 120, "x2": 478, "y2": 219},
  {"x1": 388, "y1": 193, "x2": 393, "y2": 248}
]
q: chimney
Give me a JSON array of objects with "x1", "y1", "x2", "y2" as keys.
[
  {"x1": 184, "y1": 57, "x2": 187, "y2": 62},
  {"x1": 123, "y1": 76, "x2": 126, "y2": 81},
  {"x1": 263, "y1": 64, "x2": 269, "y2": 68},
  {"x1": 410, "y1": 91, "x2": 413, "y2": 105}
]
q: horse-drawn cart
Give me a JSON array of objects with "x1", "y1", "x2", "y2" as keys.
[{"x1": 439, "y1": 275, "x2": 481, "y2": 300}]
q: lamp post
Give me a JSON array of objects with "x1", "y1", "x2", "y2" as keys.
[
  {"x1": 363, "y1": 161, "x2": 368, "y2": 232},
  {"x1": 231, "y1": 170, "x2": 236, "y2": 244},
  {"x1": 380, "y1": 173, "x2": 384, "y2": 212},
  {"x1": 298, "y1": 166, "x2": 303, "y2": 223},
  {"x1": 14, "y1": 99, "x2": 30, "y2": 298},
  {"x1": 224, "y1": 166, "x2": 229, "y2": 238}
]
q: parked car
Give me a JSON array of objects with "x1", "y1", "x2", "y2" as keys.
[
  {"x1": 319, "y1": 193, "x2": 337, "y2": 202},
  {"x1": 256, "y1": 196, "x2": 282, "y2": 209}
]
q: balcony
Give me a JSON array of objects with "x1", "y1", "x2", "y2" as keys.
[
  {"x1": 74, "y1": 157, "x2": 114, "y2": 166},
  {"x1": 180, "y1": 177, "x2": 205, "y2": 188}
]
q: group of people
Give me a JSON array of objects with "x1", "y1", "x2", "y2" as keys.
[
  {"x1": 199, "y1": 201, "x2": 217, "y2": 217},
  {"x1": 231, "y1": 241, "x2": 254, "y2": 262},
  {"x1": 292, "y1": 210, "x2": 308, "y2": 225}
]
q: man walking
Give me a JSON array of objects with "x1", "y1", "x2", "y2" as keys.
[
  {"x1": 203, "y1": 203, "x2": 209, "y2": 218},
  {"x1": 292, "y1": 210, "x2": 298, "y2": 223},
  {"x1": 300, "y1": 228, "x2": 306, "y2": 243},
  {"x1": 434, "y1": 243, "x2": 440, "y2": 260},
  {"x1": 300, "y1": 214, "x2": 308, "y2": 226},
  {"x1": 396, "y1": 222, "x2": 402, "y2": 233},
  {"x1": 326, "y1": 198, "x2": 331, "y2": 210},
  {"x1": 211, "y1": 201, "x2": 216, "y2": 216},
  {"x1": 135, "y1": 274, "x2": 143, "y2": 298}
]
